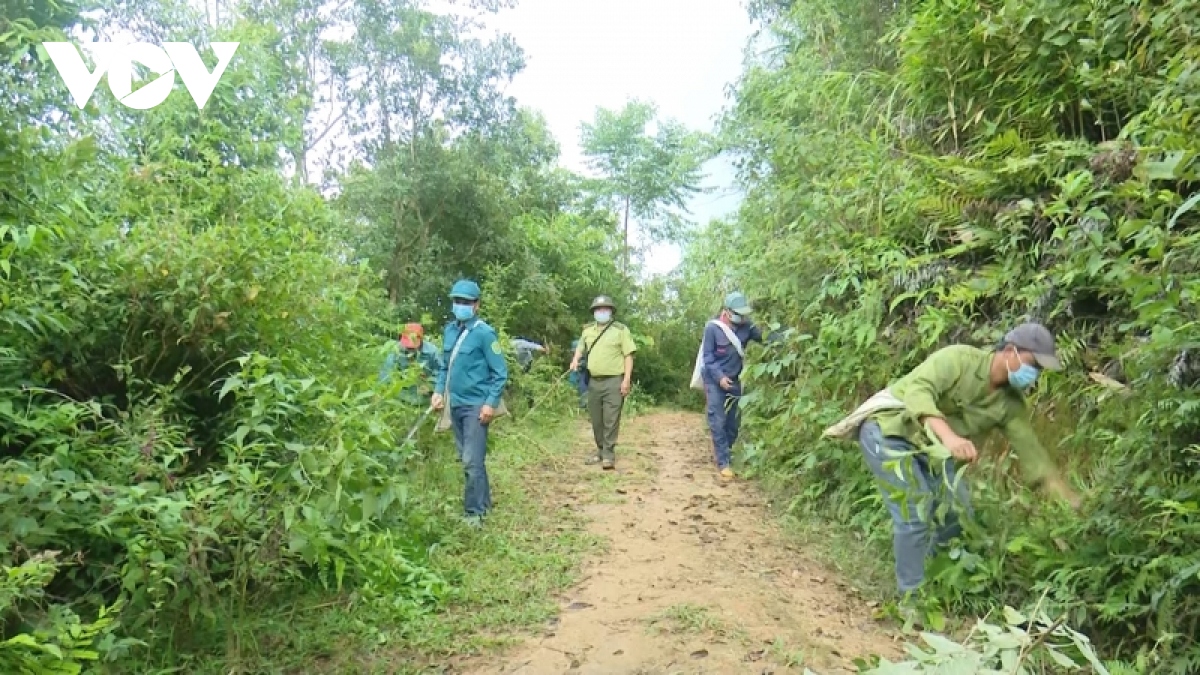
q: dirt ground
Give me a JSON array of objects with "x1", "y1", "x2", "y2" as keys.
[{"x1": 457, "y1": 410, "x2": 904, "y2": 675}]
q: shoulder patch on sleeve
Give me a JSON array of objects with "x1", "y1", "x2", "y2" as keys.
[{"x1": 491, "y1": 340, "x2": 502, "y2": 354}]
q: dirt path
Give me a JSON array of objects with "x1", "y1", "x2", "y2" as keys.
[{"x1": 458, "y1": 410, "x2": 902, "y2": 675}]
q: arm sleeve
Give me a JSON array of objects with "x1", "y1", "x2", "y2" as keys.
[
  {"x1": 702, "y1": 324, "x2": 724, "y2": 382},
  {"x1": 483, "y1": 332, "x2": 509, "y2": 407},
  {"x1": 1002, "y1": 408, "x2": 1056, "y2": 483},
  {"x1": 747, "y1": 324, "x2": 764, "y2": 344},
  {"x1": 898, "y1": 347, "x2": 964, "y2": 421}
]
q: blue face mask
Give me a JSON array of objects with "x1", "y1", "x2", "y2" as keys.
[
  {"x1": 453, "y1": 303, "x2": 476, "y2": 322},
  {"x1": 1006, "y1": 350, "x2": 1040, "y2": 390},
  {"x1": 594, "y1": 310, "x2": 612, "y2": 324},
  {"x1": 729, "y1": 312, "x2": 745, "y2": 325}
]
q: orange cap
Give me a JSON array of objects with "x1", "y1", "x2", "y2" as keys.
[{"x1": 399, "y1": 323, "x2": 424, "y2": 349}]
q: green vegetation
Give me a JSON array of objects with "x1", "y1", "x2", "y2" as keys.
[
  {"x1": 580, "y1": 100, "x2": 713, "y2": 271},
  {"x1": 6, "y1": 0, "x2": 1200, "y2": 671},
  {"x1": 160, "y1": 413, "x2": 604, "y2": 674},
  {"x1": 683, "y1": 0, "x2": 1200, "y2": 671},
  {"x1": 0, "y1": 0, "x2": 693, "y2": 671},
  {"x1": 857, "y1": 603, "x2": 1117, "y2": 675}
]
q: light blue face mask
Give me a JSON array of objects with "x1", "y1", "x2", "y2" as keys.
[
  {"x1": 1006, "y1": 349, "x2": 1040, "y2": 390},
  {"x1": 729, "y1": 311, "x2": 745, "y2": 325},
  {"x1": 453, "y1": 303, "x2": 476, "y2": 322},
  {"x1": 594, "y1": 310, "x2": 612, "y2": 324}
]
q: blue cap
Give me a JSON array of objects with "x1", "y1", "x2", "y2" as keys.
[{"x1": 449, "y1": 279, "x2": 481, "y2": 300}]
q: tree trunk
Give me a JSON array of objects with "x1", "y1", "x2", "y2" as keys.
[{"x1": 622, "y1": 195, "x2": 630, "y2": 276}]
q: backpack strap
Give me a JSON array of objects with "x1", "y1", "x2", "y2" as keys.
[{"x1": 709, "y1": 320, "x2": 745, "y2": 357}]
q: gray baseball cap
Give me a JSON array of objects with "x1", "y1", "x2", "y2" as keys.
[
  {"x1": 724, "y1": 291, "x2": 753, "y2": 315},
  {"x1": 1003, "y1": 322, "x2": 1062, "y2": 371}
]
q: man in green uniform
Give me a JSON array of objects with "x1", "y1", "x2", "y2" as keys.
[
  {"x1": 570, "y1": 296, "x2": 636, "y2": 470},
  {"x1": 828, "y1": 322, "x2": 1081, "y2": 611},
  {"x1": 379, "y1": 323, "x2": 442, "y2": 405},
  {"x1": 431, "y1": 280, "x2": 509, "y2": 527}
]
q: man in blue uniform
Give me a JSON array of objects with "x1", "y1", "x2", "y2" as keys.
[
  {"x1": 700, "y1": 292, "x2": 770, "y2": 480},
  {"x1": 379, "y1": 323, "x2": 442, "y2": 405},
  {"x1": 568, "y1": 338, "x2": 587, "y2": 408},
  {"x1": 432, "y1": 280, "x2": 509, "y2": 527}
]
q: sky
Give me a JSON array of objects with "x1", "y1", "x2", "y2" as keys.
[
  {"x1": 488, "y1": 0, "x2": 754, "y2": 277},
  {"x1": 90, "y1": 0, "x2": 754, "y2": 277}
]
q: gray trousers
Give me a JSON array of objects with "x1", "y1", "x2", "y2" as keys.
[
  {"x1": 857, "y1": 419, "x2": 973, "y2": 594},
  {"x1": 587, "y1": 375, "x2": 624, "y2": 462}
]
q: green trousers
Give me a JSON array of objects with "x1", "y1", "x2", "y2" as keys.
[{"x1": 587, "y1": 375, "x2": 625, "y2": 462}]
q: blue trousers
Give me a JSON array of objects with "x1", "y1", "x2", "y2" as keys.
[
  {"x1": 451, "y1": 405, "x2": 491, "y2": 516},
  {"x1": 569, "y1": 371, "x2": 588, "y2": 408},
  {"x1": 704, "y1": 380, "x2": 741, "y2": 469},
  {"x1": 857, "y1": 420, "x2": 973, "y2": 594}
]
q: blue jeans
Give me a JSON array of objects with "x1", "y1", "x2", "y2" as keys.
[
  {"x1": 704, "y1": 380, "x2": 741, "y2": 469},
  {"x1": 571, "y1": 369, "x2": 590, "y2": 408},
  {"x1": 857, "y1": 419, "x2": 973, "y2": 594},
  {"x1": 569, "y1": 371, "x2": 588, "y2": 408},
  {"x1": 451, "y1": 405, "x2": 491, "y2": 516}
]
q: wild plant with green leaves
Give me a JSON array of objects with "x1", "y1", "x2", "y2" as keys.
[
  {"x1": 0, "y1": 0, "x2": 636, "y2": 670},
  {"x1": 697, "y1": 0, "x2": 1200, "y2": 670}
]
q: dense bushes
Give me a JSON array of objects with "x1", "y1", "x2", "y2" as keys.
[
  {"x1": 1, "y1": 0, "x2": 698, "y2": 665},
  {"x1": 2, "y1": 114, "x2": 444, "y2": 672},
  {"x1": 703, "y1": 0, "x2": 1200, "y2": 670}
]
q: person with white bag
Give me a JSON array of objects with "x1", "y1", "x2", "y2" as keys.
[
  {"x1": 690, "y1": 292, "x2": 768, "y2": 480},
  {"x1": 431, "y1": 279, "x2": 509, "y2": 528}
]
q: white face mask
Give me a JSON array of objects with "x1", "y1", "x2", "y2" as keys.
[{"x1": 594, "y1": 310, "x2": 612, "y2": 324}]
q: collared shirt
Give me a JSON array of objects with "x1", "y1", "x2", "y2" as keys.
[
  {"x1": 577, "y1": 322, "x2": 636, "y2": 377},
  {"x1": 701, "y1": 318, "x2": 764, "y2": 384},
  {"x1": 871, "y1": 344, "x2": 1054, "y2": 481},
  {"x1": 434, "y1": 317, "x2": 509, "y2": 408}
]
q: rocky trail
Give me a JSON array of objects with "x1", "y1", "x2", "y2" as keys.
[{"x1": 457, "y1": 411, "x2": 903, "y2": 675}]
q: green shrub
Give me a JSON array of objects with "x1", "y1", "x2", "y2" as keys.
[{"x1": 706, "y1": 0, "x2": 1200, "y2": 669}]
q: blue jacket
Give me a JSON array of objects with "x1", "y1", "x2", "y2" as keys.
[
  {"x1": 702, "y1": 319, "x2": 764, "y2": 385},
  {"x1": 434, "y1": 317, "x2": 509, "y2": 408}
]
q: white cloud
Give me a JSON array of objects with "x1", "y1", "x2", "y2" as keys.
[{"x1": 489, "y1": 0, "x2": 751, "y2": 276}]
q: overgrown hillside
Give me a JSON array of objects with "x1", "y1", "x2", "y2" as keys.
[
  {"x1": 697, "y1": 0, "x2": 1200, "y2": 671},
  {"x1": 9, "y1": 0, "x2": 1200, "y2": 670},
  {"x1": 0, "y1": 0, "x2": 709, "y2": 670}
]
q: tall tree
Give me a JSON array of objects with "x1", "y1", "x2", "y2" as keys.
[{"x1": 579, "y1": 100, "x2": 711, "y2": 274}]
